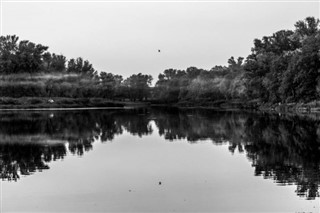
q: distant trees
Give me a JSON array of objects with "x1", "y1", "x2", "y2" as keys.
[
  {"x1": 0, "y1": 35, "x2": 103, "y2": 99},
  {"x1": 123, "y1": 73, "x2": 153, "y2": 101},
  {"x1": 244, "y1": 16, "x2": 319, "y2": 103},
  {"x1": 0, "y1": 35, "x2": 48, "y2": 74},
  {"x1": 154, "y1": 63, "x2": 246, "y2": 103},
  {"x1": 0, "y1": 17, "x2": 319, "y2": 104},
  {"x1": 99, "y1": 72, "x2": 123, "y2": 99},
  {"x1": 51, "y1": 54, "x2": 67, "y2": 71},
  {"x1": 42, "y1": 52, "x2": 66, "y2": 72},
  {"x1": 154, "y1": 69, "x2": 186, "y2": 102},
  {"x1": 153, "y1": 17, "x2": 320, "y2": 105},
  {"x1": 67, "y1": 57, "x2": 97, "y2": 77}
]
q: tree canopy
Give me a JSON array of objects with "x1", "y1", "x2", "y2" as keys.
[{"x1": 0, "y1": 17, "x2": 319, "y2": 104}]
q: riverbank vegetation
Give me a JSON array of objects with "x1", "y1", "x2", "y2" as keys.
[
  {"x1": 0, "y1": 36, "x2": 153, "y2": 104},
  {"x1": 154, "y1": 17, "x2": 320, "y2": 108},
  {"x1": 0, "y1": 17, "x2": 319, "y2": 109}
]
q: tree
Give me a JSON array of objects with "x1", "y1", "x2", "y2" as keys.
[
  {"x1": 0, "y1": 35, "x2": 19, "y2": 74},
  {"x1": 295, "y1": 17, "x2": 319, "y2": 37},
  {"x1": 42, "y1": 52, "x2": 52, "y2": 71},
  {"x1": 51, "y1": 54, "x2": 66, "y2": 72},
  {"x1": 67, "y1": 57, "x2": 96, "y2": 77},
  {"x1": 100, "y1": 72, "x2": 118, "y2": 99},
  {"x1": 124, "y1": 73, "x2": 153, "y2": 101},
  {"x1": 0, "y1": 35, "x2": 48, "y2": 74}
]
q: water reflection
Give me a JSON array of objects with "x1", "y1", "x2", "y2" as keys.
[{"x1": 1, "y1": 108, "x2": 320, "y2": 200}]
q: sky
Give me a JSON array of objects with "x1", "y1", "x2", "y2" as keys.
[{"x1": 0, "y1": 0, "x2": 319, "y2": 82}]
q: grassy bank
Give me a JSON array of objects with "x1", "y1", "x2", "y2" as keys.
[
  {"x1": 0, "y1": 97, "x2": 129, "y2": 109},
  {"x1": 2, "y1": 96, "x2": 320, "y2": 116}
]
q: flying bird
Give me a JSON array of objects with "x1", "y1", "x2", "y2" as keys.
[{"x1": 158, "y1": 49, "x2": 161, "y2": 53}]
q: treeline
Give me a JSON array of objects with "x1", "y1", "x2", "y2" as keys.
[
  {"x1": 0, "y1": 36, "x2": 152, "y2": 100},
  {"x1": 154, "y1": 61, "x2": 246, "y2": 104},
  {"x1": 154, "y1": 17, "x2": 320, "y2": 104},
  {"x1": 0, "y1": 17, "x2": 319, "y2": 104}
]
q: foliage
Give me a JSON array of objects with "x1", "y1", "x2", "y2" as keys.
[
  {"x1": 67, "y1": 57, "x2": 97, "y2": 77},
  {"x1": 123, "y1": 73, "x2": 153, "y2": 101},
  {"x1": 244, "y1": 17, "x2": 319, "y2": 103},
  {"x1": 153, "y1": 17, "x2": 320, "y2": 105},
  {"x1": 0, "y1": 35, "x2": 48, "y2": 74},
  {"x1": 0, "y1": 17, "x2": 319, "y2": 104}
]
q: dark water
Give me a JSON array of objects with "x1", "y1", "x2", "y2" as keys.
[{"x1": 1, "y1": 108, "x2": 320, "y2": 212}]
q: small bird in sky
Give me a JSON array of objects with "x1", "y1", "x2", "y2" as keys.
[{"x1": 158, "y1": 49, "x2": 161, "y2": 53}]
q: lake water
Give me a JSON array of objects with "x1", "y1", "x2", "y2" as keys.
[{"x1": 1, "y1": 108, "x2": 320, "y2": 212}]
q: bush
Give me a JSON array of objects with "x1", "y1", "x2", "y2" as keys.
[
  {"x1": 0, "y1": 98, "x2": 21, "y2": 105},
  {"x1": 0, "y1": 83, "x2": 46, "y2": 97},
  {"x1": 29, "y1": 98, "x2": 43, "y2": 105},
  {"x1": 57, "y1": 99, "x2": 77, "y2": 105}
]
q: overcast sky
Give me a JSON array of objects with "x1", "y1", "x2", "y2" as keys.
[{"x1": 1, "y1": 0, "x2": 319, "y2": 81}]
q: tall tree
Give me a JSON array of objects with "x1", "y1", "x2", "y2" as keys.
[
  {"x1": 0, "y1": 35, "x2": 48, "y2": 73},
  {"x1": 124, "y1": 73, "x2": 153, "y2": 101}
]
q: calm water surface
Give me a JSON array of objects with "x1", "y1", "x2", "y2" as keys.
[{"x1": 1, "y1": 108, "x2": 320, "y2": 212}]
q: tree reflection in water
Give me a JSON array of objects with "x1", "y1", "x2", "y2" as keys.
[{"x1": 0, "y1": 108, "x2": 320, "y2": 200}]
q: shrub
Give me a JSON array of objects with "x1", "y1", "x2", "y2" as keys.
[{"x1": 29, "y1": 98, "x2": 43, "y2": 105}]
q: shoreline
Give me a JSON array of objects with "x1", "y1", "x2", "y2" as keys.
[
  {"x1": 151, "y1": 100, "x2": 320, "y2": 115},
  {"x1": 0, "y1": 97, "x2": 150, "y2": 110},
  {"x1": 1, "y1": 97, "x2": 320, "y2": 117},
  {"x1": 0, "y1": 107, "x2": 127, "y2": 111}
]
